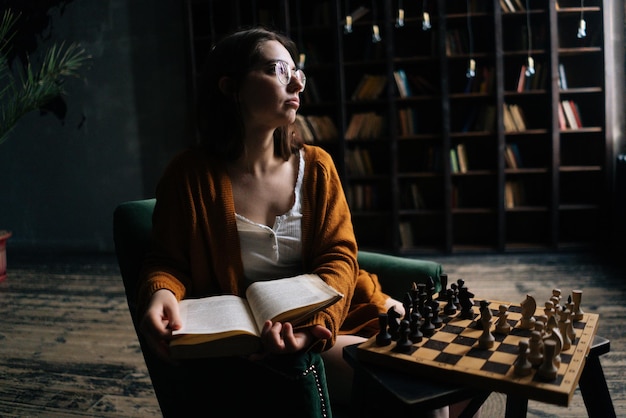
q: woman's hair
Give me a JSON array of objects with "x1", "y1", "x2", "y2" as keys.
[{"x1": 195, "y1": 27, "x2": 303, "y2": 161}]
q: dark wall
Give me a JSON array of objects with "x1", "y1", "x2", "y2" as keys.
[{"x1": 0, "y1": 1, "x2": 190, "y2": 252}]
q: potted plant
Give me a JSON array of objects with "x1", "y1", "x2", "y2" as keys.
[{"x1": 0, "y1": 8, "x2": 90, "y2": 280}]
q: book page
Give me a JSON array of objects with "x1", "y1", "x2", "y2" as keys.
[
  {"x1": 172, "y1": 294, "x2": 259, "y2": 336},
  {"x1": 246, "y1": 274, "x2": 343, "y2": 331}
]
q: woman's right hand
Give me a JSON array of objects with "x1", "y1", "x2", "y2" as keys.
[{"x1": 139, "y1": 288, "x2": 182, "y2": 362}]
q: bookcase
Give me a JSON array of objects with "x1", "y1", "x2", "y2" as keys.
[{"x1": 183, "y1": 0, "x2": 621, "y2": 254}]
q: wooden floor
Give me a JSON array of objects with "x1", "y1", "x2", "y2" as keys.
[{"x1": 0, "y1": 250, "x2": 624, "y2": 417}]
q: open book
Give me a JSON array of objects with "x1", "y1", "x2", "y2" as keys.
[{"x1": 169, "y1": 274, "x2": 343, "y2": 359}]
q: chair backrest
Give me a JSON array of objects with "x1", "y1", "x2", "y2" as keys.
[{"x1": 113, "y1": 198, "x2": 156, "y2": 323}]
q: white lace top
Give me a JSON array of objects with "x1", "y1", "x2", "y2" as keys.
[{"x1": 236, "y1": 149, "x2": 305, "y2": 285}]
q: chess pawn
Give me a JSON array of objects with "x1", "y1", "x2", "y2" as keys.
[
  {"x1": 376, "y1": 313, "x2": 392, "y2": 346},
  {"x1": 557, "y1": 310, "x2": 572, "y2": 351},
  {"x1": 476, "y1": 300, "x2": 490, "y2": 330},
  {"x1": 520, "y1": 294, "x2": 536, "y2": 329},
  {"x1": 544, "y1": 325, "x2": 563, "y2": 368},
  {"x1": 393, "y1": 320, "x2": 413, "y2": 353},
  {"x1": 495, "y1": 304, "x2": 511, "y2": 335},
  {"x1": 566, "y1": 310, "x2": 576, "y2": 343},
  {"x1": 528, "y1": 331, "x2": 544, "y2": 367},
  {"x1": 387, "y1": 306, "x2": 402, "y2": 340},
  {"x1": 444, "y1": 288, "x2": 457, "y2": 316},
  {"x1": 478, "y1": 309, "x2": 495, "y2": 349},
  {"x1": 572, "y1": 289, "x2": 585, "y2": 321},
  {"x1": 430, "y1": 299, "x2": 443, "y2": 328},
  {"x1": 409, "y1": 311, "x2": 423, "y2": 343},
  {"x1": 552, "y1": 288, "x2": 562, "y2": 303},
  {"x1": 537, "y1": 340, "x2": 559, "y2": 381},
  {"x1": 420, "y1": 305, "x2": 436, "y2": 337},
  {"x1": 533, "y1": 320, "x2": 545, "y2": 338},
  {"x1": 544, "y1": 301, "x2": 555, "y2": 320},
  {"x1": 513, "y1": 339, "x2": 533, "y2": 377}
]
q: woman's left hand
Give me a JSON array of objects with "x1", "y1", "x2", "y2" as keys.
[{"x1": 250, "y1": 321, "x2": 332, "y2": 359}]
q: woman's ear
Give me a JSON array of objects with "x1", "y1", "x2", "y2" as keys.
[{"x1": 218, "y1": 76, "x2": 236, "y2": 98}]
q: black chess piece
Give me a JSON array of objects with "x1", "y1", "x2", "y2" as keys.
[
  {"x1": 458, "y1": 287, "x2": 475, "y2": 320},
  {"x1": 443, "y1": 288, "x2": 457, "y2": 316},
  {"x1": 409, "y1": 311, "x2": 423, "y2": 343},
  {"x1": 430, "y1": 299, "x2": 443, "y2": 328},
  {"x1": 393, "y1": 320, "x2": 413, "y2": 353},
  {"x1": 387, "y1": 306, "x2": 402, "y2": 340},
  {"x1": 376, "y1": 313, "x2": 392, "y2": 346},
  {"x1": 402, "y1": 291, "x2": 413, "y2": 322},
  {"x1": 476, "y1": 300, "x2": 490, "y2": 329},
  {"x1": 420, "y1": 305, "x2": 436, "y2": 337}
]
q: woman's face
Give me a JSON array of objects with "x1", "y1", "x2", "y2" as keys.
[{"x1": 238, "y1": 40, "x2": 304, "y2": 132}]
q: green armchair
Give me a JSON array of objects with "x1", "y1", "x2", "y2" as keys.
[{"x1": 113, "y1": 198, "x2": 443, "y2": 417}]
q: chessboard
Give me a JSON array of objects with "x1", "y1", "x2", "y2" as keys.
[{"x1": 356, "y1": 286, "x2": 599, "y2": 407}]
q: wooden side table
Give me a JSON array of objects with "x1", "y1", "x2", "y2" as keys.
[{"x1": 343, "y1": 335, "x2": 615, "y2": 418}]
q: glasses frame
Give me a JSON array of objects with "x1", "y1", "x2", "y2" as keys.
[{"x1": 272, "y1": 60, "x2": 306, "y2": 91}]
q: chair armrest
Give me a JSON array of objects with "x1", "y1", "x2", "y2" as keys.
[{"x1": 357, "y1": 250, "x2": 443, "y2": 301}]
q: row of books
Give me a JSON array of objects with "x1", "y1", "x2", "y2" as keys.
[
  {"x1": 503, "y1": 103, "x2": 527, "y2": 132},
  {"x1": 505, "y1": 180, "x2": 526, "y2": 208},
  {"x1": 516, "y1": 62, "x2": 548, "y2": 92},
  {"x1": 504, "y1": 143, "x2": 523, "y2": 169},
  {"x1": 345, "y1": 112, "x2": 385, "y2": 140},
  {"x1": 450, "y1": 144, "x2": 469, "y2": 174},
  {"x1": 345, "y1": 147, "x2": 374, "y2": 176},
  {"x1": 401, "y1": 183, "x2": 427, "y2": 210},
  {"x1": 295, "y1": 114, "x2": 338, "y2": 143},
  {"x1": 346, "y1": 184, "x2": 378, "y2": 211},
  {"x1": 351, "y1": 74, "x2": 386, "y2": 101},
  {"x1": 558, "y1": 100, "x2": 583, "y2": 129},
  {"x1": 499, "y1": 0, "x2": 526, "y2": 12}
]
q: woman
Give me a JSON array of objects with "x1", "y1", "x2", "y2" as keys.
[{"x1": 137, "y1": 27, "x2": 465, "y2": 417}]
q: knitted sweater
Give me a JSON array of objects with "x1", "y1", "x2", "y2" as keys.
[{"x1": 138, "y1": 144, "x2": 389, "y2": 351}]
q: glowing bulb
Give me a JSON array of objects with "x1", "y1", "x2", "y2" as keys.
[
  {"x1": 344, "y1": 15, "x2": 353, "y2": 34},
  {"x1": 396, "y1": 9, "x2": 405, "y2": 28},
  {"x1": 466, "y1": 58, "x2": 476, "y2": 79},
  {"x1": 525, "y1": 56, "x2": 535, "y2": 77},
  {"x1": 422, "y1": 12, "x2": 431, "y2": 31},
  {"x1": 372, "y1": 25, "x2": 381, "y2": 43},
  {"x1": 577, "y1": 19, "x2": 586, "y2": 38}
]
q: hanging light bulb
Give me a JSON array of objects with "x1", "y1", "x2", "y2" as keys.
[
  {"x1": 422, "y1": 0, "x2": 431, "y2": 31},
  {"x1": 298, "y1": 53, "x2": 306, "y2": 70},
  {"x1": 466, "y1": 58, "x2": 476, "y2": 79},
  {"x1": 577, "y1": 18, "x2": 586, "y2": 38},
  {"x1": 525, "y1": 56, "x2": 535, "y2": 77},
  {"x1": 577, "y1": 0, "x2": 586, "y2": 38},
  {"x1": 396, "y1": 8, "x2": 405, "y2": 28},
  {"x1": 372, "y1": 24, "x2": 382, "y2": 43},
  {"x1": 422, "y1": 12, "x2": 431, "y2": 31},
  {"x1": 344, "y1": 15, "x2": 353, "y2": 33}
]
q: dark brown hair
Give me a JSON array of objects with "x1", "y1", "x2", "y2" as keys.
[{"x1": 195, "y1": 27, "x2": 303, "y2": 161}]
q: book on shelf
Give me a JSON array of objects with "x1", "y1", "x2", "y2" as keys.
[
  {"x1": 561, "y1": 100, "x2": 580, "y2": 129},
  {"x1": 505, "y1": 180, "x2": 526, "y2": 208},
  {"x1": 558, "y1": 63, "x2": 568, "y2": 90},
  {"x1": 399, "y1": 221, "x2": 414, "y2": 249},
  {"x1": 503, "y1": 104, "x2": 526, "y2": 132},
  {"x1": 398, "y1": 108, "x2": 417, "y2": 136},
  {"x1": 346, "y1": 147, "x2": 374, "y2": 176},
  {"x1": 296, "y1": 115, "x2": 338, "y2": 143},
  {"x1": 169, "y1": 274, "x2": 343, "y2": 359},
  {"x1": 346, "y1": 183, "x2": 377, "y2": 210},
  {"x1": 351, "y1": 74, "x2": 387, "y2": 101},
  {"x1": 504, "y1": 143, "x2": 523, "y2": 169},
  {"x1": 456, "y1": 144, "x2": 468, "y2": 173},
  {"x1": 569, "y1": 101, "x2": 583, "y2": 128},
  {"x1": 393, "y1": 69, "x2": 412, "y2": 98},
  {"x1": 450, "y1": 148, "x2": 460, "y2": 173},
  {"x1": 410, "y1": 183, "x2": 426, "y2": 209},
  {"x1": 345, "y1": 112, "x2": 384, "y2": 140},
  {"x1": 516, "y1": 65, "x2": 527, "y2": 93}
]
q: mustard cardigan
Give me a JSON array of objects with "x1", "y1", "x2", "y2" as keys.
[{"x1": 138, "y1": 144, "x2": 389, "y2": 351}]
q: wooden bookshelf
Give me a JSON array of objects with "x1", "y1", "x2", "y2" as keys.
[{"x1": 183, "y1": 0, "x2": 622, "y2": 254}]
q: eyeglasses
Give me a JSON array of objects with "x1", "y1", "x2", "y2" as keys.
[{"x1": 272, "y1": 60, "x2": 306, "y2": 91}]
